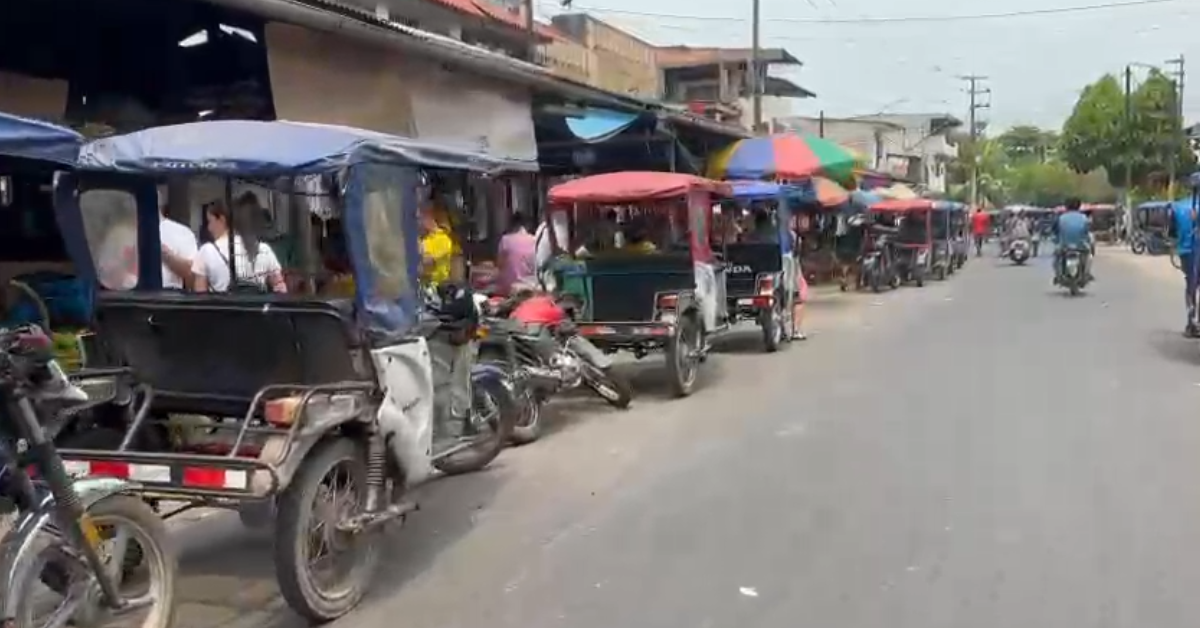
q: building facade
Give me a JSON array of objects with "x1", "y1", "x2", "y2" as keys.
[
  {"x1": 779, "y1": 113, "x2": 961, "y2": 193},
  {"x1": 547, "y1": 14, "x2": 660, "y2": 97},
  {"x1": 656, "y1": 47, "x2": 813, "y2": 131}
]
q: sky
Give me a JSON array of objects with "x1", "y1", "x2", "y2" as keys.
[{"x1": 538, "y1": 0, "x2": 1199, "y2": 133}]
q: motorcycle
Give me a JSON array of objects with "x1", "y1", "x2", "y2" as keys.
[
  {"x1": 1057, "y1": 248, "x2": 1090, "y2": 296},
  {"x1": 0, "y1": 325, "x2": 177, "y2": 628},
  {"x1": 480, "y1": 292, "x2": 633, "y2": 444},
  {"x1": 859, "y1": 235, "x2": 900, "y2": 293},
  {"x1": 1009, "y1": 238, "x2": 1031, "y2": 265}
]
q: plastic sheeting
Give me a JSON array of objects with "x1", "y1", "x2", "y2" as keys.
[
  {"x1": 76, "y1": 120, "x2": 524, "y2": 177},
  {"x1": 0, "y1": 111, "x2": 83, "y2": 165}
]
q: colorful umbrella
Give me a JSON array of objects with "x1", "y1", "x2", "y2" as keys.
[
  {"x1": 875, "y1": 183, "x2": 919, "y2": 200},
  {"x1": 707, "y1": 134, "x2": 859, "y2": 182},
  {"x1": 809, "y1": 176, "x2": 850, "y2": 207}
]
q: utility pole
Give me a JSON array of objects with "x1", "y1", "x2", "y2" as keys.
[
  {"x1": 750, "y1": 0, "x2": 763, "y2": 134},
  {"x1": 1124, "y1": 65, "x2": 1133, "y2": 208},
  {"x1": 961, "y1": 75, "x2": 990, "y2": 210},
  {"x1": 1167, "y1": 55, "x2": 1185, "y2": 198},
  {"x1": 523, "y1": 0, "x2": 536, "y2": 63}
]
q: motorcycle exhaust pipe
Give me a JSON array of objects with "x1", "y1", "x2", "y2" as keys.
[{"x1": 523, "y1": 366, "x2": 566, "y2": 388}]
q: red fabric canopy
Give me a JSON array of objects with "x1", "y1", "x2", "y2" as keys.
[
  {"x1": 869, "y1": 198, "x2": 934, "y2": 212},
  {"x1": 548, "y1": 172, "x2": 732, "y2": 205}
]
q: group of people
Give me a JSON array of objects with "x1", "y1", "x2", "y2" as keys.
[
  {"x1": 420, "y1": 204, "x2": 809, "y2": 341},
  {"x1": 99, "y1": 191, "x2": 289, "y2": 294}
]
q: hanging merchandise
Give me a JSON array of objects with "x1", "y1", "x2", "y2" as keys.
[{"x1": 297, "y1": 174, "x2": 336, "y2": 220}]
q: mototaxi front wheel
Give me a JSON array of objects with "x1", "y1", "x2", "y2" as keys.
[
  {"x1": 432, "y1": 375, "x2": 515, "y2": 475},
  {"x1": 508, "y1": 380, "x2": 543, "y2": 446},
  {"x1": 275, "y1": 438, "x2": 378, "y2": 623}
]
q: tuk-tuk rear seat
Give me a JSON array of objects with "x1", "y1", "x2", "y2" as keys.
[
  {"x1": 563, "y1": 253, "x2": 693, "y2": 322},
  {"x1": 91, "y1": 292, "x2": 373, "y2": 419}
]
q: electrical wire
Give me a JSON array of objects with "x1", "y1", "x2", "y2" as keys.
[{"x1": 541, "y1": 0, "x2": 1183, "y2": 25}]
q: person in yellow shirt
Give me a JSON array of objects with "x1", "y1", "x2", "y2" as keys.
[
  {"x1": 420, "y1": 208, "x2": 455, "y2": 286},
  {"x1": 622, "y1": 220, "x2": 658, "y2": 254}
]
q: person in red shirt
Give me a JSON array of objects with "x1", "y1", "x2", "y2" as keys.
[{"x1": 970, "y1": 210, "x2": 990, "y2": 257}]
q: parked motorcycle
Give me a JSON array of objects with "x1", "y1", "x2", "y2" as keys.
[
  {"x1": 480, "y1": 292, "x2": 633, "y2": 444},
  {"x1": 859, "y1": 235, "x2": 900, "y2": 293},
  {"x1": 0, "y1": 325, "x2": 177, "y2": 628},
  {"x1": 1009, "y1": 238, "x2": 1031, "y2": 265}
]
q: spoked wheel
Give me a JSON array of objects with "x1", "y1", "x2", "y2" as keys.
[
  {"x1": 276, "y1": 439, "x2": 378, "y2": 623},
  {"x1": 1130, "y1": 238, "x2": 1146, "y2": 255},
  {"x1": 760, "y1": 301, "x2": 784, "y2": 353},
  {"x1": 666, "y1": 314, "x2": 702, "y2": 397},
  {"x1": 583, "y1": 364, "x2": 634, "y2": 409},
  {"x1": 432, "y1": 376, "x2": 515, "y2": 475},
  {"x1": 508, "y1": 383, "x2": 543, "y2": 445},
  {"x1": 8, "y1": 495, "x2": 177, "y2": 628}
]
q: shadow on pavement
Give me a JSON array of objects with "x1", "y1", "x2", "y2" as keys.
[
  {"x1": 171, "y1": 460, "x2": 507, "y2": 628},
  {"x1": 1148, "y1": 329, "x2": 1200, "y2": 366}
]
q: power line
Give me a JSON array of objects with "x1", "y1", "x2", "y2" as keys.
[{"x1": 543, "y1": 0, "x2": 1182, "y2": 25}]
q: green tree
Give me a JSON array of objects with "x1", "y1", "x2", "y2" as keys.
[
  {"x1": 1060, "y1": 74, "x2": 1125, "y2": 184},
  {"x1": 1060, "y1": 71, "x2": 1194, "y2": 193},
  {"x1": 998, "y1": 125, "x2": 1058, "y2": 163}
]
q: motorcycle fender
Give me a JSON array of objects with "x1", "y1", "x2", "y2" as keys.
[
  {"x1": 471, "y1": 362, "x2": 513, "y2": 390},
  {"x1": 566, "y1": 335, "x2": 613, "y2": 370},
  {"x1": 0, "y1": 477, "x2": 141, "y2": 618}
]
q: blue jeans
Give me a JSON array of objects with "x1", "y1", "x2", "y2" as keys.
[{"x1": 1181, "y1": 251, "x2": 1197, "y2": 326}]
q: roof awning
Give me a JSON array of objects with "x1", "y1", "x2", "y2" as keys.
[{"x1": 564, "y1": 108, "x2": 643, "y2": 143}]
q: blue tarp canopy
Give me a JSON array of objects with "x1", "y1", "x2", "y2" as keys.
[
  {"x1": 728, "y1": 180, "x2": 805, "y2": 201},
  {"x1": 932, "y1": 200, "x2": 966, "y2": 211},
  {"x1": 0, "y1": 112, "x2": 83, "y2": 165},
  {"x1": 1137, "y1": 200, "x2": 1176, "y2": 211},
  {"x1": 76, "y1": 120, "x2": 538, "y2": 177},
  {"x1": 564, "y1": 108, "x2": 642, "y2": 143}
]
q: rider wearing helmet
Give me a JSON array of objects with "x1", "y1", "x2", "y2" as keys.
[{"x1": 1052, "y1": 197, "x2": 1093, "y2": 284}]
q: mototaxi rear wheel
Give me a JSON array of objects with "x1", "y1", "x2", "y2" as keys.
[{"x1": 275, "y1": 438, "x2": 378, "y2": 623}]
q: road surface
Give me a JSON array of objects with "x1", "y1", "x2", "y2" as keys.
[{"x1": 168, "y1": 246, "x2": 1200, "y2": 628}]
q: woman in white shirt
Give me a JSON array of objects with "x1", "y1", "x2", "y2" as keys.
[{"x1": 192, "y1": 195, "x2": 287, "y2": 294}]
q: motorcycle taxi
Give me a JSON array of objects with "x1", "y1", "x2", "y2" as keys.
[
  {"x1": 50, "y1": 120, "x2": 521, "y2": 622},
  {"x1": 543, "y1": 172, "x2": 733, "y2": 397},
  {"x1": 719, "y1": 180, "x2": 801, "y2": 352}
]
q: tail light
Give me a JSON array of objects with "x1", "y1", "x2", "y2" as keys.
[
  {"x1": 657, "y1": 293, "x2": 678, "y2": 309},
  {"x1": 756, "y1": 275, "x2": 775, "y2": 296},
  {"x1": 264, "y1": 397, "x2": 302, "y2": 427}
]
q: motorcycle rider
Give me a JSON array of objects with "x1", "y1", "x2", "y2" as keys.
[
  {"x1": 1052, "y1": 197, "x2": 1094, "y2": 285},
  {"x1": 1167, "y1": 198, "x2": 1199, "y2": 336},
  {"x1": 1007, "y1": 209, "x2": 1032, "y2": 256}
]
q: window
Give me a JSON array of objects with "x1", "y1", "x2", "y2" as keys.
[
  {"x1": 79, "y1": 189, "x2": 139, "y2": 290},
  {"x1": 360, "y1": 165, "x2": 410, "y2": 300}
]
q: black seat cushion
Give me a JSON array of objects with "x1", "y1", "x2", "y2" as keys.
[{"x1": 92, "y1": 292, "x2": 372, "y2": 417}]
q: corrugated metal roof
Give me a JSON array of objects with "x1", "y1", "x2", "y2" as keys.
[{"x1": 656, "y1": 46, "x2": 801, "y2": 68}]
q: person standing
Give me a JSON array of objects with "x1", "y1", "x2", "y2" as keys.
[
  {"x1": 496, "y1": 212, "x2": 538, "y2": 293},
  {"x1": 192, "y1": 195, "x2": 286, "y2": 293},
  {"x1": 419, "y1": 207, "x2": 456, "y2": 288},
  {"x1": 1169, "y1": 198, "x2": 1199, "y2": 336},
  {"x1": 970, "y1": 209, "x2": 990, "y2": 257},
  {"x1": 159, "y1": 203, "x2": 198, "y2": 290}
]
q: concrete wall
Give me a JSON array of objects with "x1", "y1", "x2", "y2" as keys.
[{"x1": 551, "y1": 14, "x2": 660, "y2": 98}]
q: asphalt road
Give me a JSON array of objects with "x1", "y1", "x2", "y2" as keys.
[{"x1": 169, "y1": 245, "x2": 1200, "y2": 628}]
